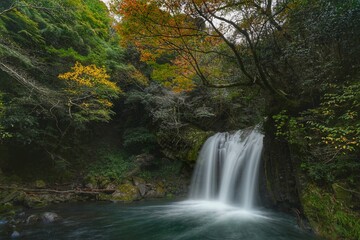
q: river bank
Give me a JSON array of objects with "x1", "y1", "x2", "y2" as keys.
[{"x1": 0, "y1": 170, "x2": 190, "y2": 238}]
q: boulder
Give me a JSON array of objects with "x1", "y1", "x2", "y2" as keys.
[
  {"x1": 132, "y1": 177, "x2": 147, "y2": 197},
  {"x1": 26, "y1": 214, "x2": 40, "y2": 225},
  {"x1": 41, "y1": 212, "x2": 60, "y2": 223},
  {"x1": 11, "y1": 231, "x2": 20, "y2": 238},
  {"x1": 132, "y1": 177, "x2": 146, "y2": 186},
  {"x1": 137, "y1": 184, "x2": 147, "y2": 197},
  {"x1": 145, "y1": 183, "x2": 166, "y2": 198},
  {"x1": 111, "y1": 183, "x2": 140, "y2": 202}
]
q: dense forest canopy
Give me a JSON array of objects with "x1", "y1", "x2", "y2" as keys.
[
  {"x1": 0, "y1": 0, "x2": 358, "y2": 187},
  {"x1": 0, "y1": 0, "x2": 147, "y2": 162},
  {"x1": 114, "y1": 0, "x2": 359, "y2": 102},
  {"x1": 0, "y1": 0, "x2": 358, "y2": 185},
  {"x1": 113, "y1": 0, "x2": 360, "y2": 180},
  {"x1": 0, "y1": 2, "x2": 117, "y2": 183}
]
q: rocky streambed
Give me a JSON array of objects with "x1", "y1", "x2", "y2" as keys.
[{"x1": 0, "y1": 175, "x2": 189, "y2": 238}]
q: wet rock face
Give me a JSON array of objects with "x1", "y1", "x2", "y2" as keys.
[
  {"x1": 259, "y1": 119, "x2": 302, "y2": 212},
  {"x1": 157, "y1": 126, "x2": 213, "y2": 163}
]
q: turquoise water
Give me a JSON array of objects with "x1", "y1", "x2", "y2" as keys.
[{"x1": 2, "y1": 200, "x2": 318, "y2": 240}]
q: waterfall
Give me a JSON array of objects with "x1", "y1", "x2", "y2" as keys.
[{"x1": 189, "y1": 128, "x2": 264, "y2": 209}]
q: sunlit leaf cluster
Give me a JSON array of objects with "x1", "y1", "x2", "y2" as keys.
[{"x1": 58, "y1": 62, "x2": 121, "y2": 123}]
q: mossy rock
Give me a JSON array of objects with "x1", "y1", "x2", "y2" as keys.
[
  {"x1": 166, "y1": 193, "x2": 175, "y2": 199},
  {"x1": 184, "y1": 128, "x2": 213, "y2": 162},
  {"x1": 132, "y1": 177, "x2": 146, "y2": 186},
  {"x1": 97, "y1": 193, "x2": 112, "y2": 201},
  {"x1": 34, "y1": 180, "x2": 46, "y2": 189},
  {"x1": 145, "y1": 183, "x2": 166, "y2": 198},
  {"x1": 0, "y1": 203, "x2": 16, "y2": 218},
  {"x1": 23, "y1": 195, "x2": 48, "y2": 208},
  {"x1": 111, "y1": 183, "x2": 140, "y2": 202},
  {"x1": 157, "y1": 126, "x2": 213, "y2": 163},
  {"x1": 301, "y1": 184, "x2": 360, "y2": 240},
  {"x1": 132, "y1": 177, "x2": 147, "y2": 196},
  {"x1": 156, "y1": 185, "x2": 165, "y2": 197}
]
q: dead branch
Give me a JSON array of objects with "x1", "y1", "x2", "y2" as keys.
[{"x1": 0, "y1": 186, "x2": 116, "y2": 195}]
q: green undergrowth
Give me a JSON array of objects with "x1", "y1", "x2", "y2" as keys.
[
  {"x1": 84, "y1": 146, "x2": 184, "y2": 187},
  {"x1": 85, "y1": 148, "x2": 136, "y2": 186},
  {"x1": 301, "y1": 184, "x2": 360, "y2": 240},
  {"x1": 122, "y1": 127, "x2": 157, "y2": 154},
  {"x1": 137, "y1": 160, "x2": 183, "y2": 181}
]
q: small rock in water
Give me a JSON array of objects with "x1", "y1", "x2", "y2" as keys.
[
  {"x1": 17, "y1": 212, "x2": 25, "y2": 218},
  {"x1": 11, "y1": 231, "x2": 20, "y2": 238},
  {"x1": 41, "y1": 212, "x2": 60, "y2": 223}
]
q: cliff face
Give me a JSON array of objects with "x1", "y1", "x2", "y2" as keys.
[
  {"x1": 259, "y1": 118, "x2": 360, "y2": 239},
  {"x1": 259, "y1": 119, "x2": 302, "y2": 212}
]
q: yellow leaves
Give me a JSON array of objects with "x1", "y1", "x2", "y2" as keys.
[
  {"x1": 58, "y1": 62, "x2": 120, "y2": 93},
  {"x1": 97, "y1": 99, "x2": 113, "y2": 107},
  {"x1": 172, "y1": 76, "x2": 196, "y2": 93},
  {"x1": 322, "y1": 135, "x2": 359, "y2": 152},
  {"x1": 58, "y1": 62, "x2": 121, "y2": 122},
  {"x1": 130, "y1": 68, "x2": 149, "y2": 86},
  {"x1": 140, "y1": 50, "x2": 156, "y2": 62},
  {"x1": 150, "y1": 56, "x2": 196, "y2": 93},
  {"x1": 322, "y1": 109, "x2": 334, "y2": 116},
  {"x1": 345, "y1": 111, "x2": 357, "y2": 120}
]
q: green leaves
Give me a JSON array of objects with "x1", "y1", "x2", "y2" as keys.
[
  {"x1": 272, "y1": 81, "x2": 360, "y2": 187},
  {"x1": 305, "y1": 82, "x2": 360, "y2": 152},
  {"x1": 86, "y1": 148, "x2": 136, "y2": 182},
  {"x1": 123, "y1": 127, "x2": 157, "y2": 153},
  {"x1": 302, "y1": 184, "x2": 360, "y2": 240},
  {"x1": 0, "y1": 0, "x2": 130, "y2": 163}
]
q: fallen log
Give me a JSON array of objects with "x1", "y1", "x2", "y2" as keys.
[{"x1": 0, "y1": 186, "x2": 115, "y2": 195}]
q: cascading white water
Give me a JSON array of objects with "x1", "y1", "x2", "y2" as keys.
[{"x1": 189, "y1": 128, "x2": 264, "y2": 209}]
